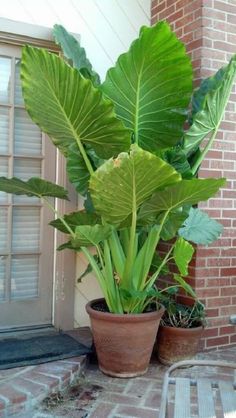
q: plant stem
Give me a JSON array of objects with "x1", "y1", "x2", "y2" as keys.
[
  {"x1": 43, "y1": 197, "x2": 75, "y2": 238},
  {"x1": 122, "y1": 170, "x2": 137, "y2": 286},
  {"x1": 75, "y1": 137, "x2": 94, "y2": 176}
]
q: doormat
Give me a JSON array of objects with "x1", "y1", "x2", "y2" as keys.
[{"x1": 0, "y1": 334, "x2": 92, "y2": 369}]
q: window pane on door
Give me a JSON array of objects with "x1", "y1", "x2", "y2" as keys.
[
  {"x1": 12, "y1": 207, "x2": 40, "y2": 252},
  {"x1": 11, "y1": 255, "x2": 39, "y2": 300},
  {"x1": 0, "y1": 56, "x2": 11, "y2": 103},
  {"x1": 14, "y1": 59, "x2": 23, "y2": 105},
  {"x1": 14, "y1": 109, "x2": 42, "y2": 155},
  {"x1": 0, "y1": 157, "x2": 8, "y2": 204},
  {"x1": 13, "y1": 158, "x2": 41, "y2": 204},
  {"x1": 0, "y1": 208, "x2": 8, "y2": 252},
  {"x1": 0, "y1": 107, "x2": 9, "y2": 154},
  {"x1": 0, "y1": 256, "x2": 7, "y2": 301}
]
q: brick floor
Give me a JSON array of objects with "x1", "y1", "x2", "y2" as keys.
[
  {"x1": 11, "y1": 345, "x2": 235, "y2": 418},
  {"x1": 0, "y1": 329, "x2": 235, "y2": 418}
]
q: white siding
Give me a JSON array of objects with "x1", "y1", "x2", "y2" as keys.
[
  {"x1": 0, "y1": 0, "x2": 150, "y2": 80},
  {"x1": 0, "y1": 0, "x2": 151, "y2": 326}
]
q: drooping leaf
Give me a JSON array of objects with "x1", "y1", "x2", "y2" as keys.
[
  {"x1": 183, "y1": 55, "x2": 236, "y2": 157},
  {"x1": 50, "y1": 211, "x2": 101, "y2": 233},
  {"x1": 0, "y1": 177, "x2": 68, "y2": 200},
  {"x1": 66, "y1": 143, "x2": 90, "y2": 196},
  {"x1": 21, "y1": 46, "x2": 131, "y2": 159},
  {"x1": 53, "y1": 24, "x2": 100, "y2": 86},
  {"x1": 71, "y1": 224, "x2": 113, "y2": 247},
  {"x1": 173, "y1": 274, "x2": 196, "y2": 299},
  {"x1": 77, "y1": 255, "x2": 101, "y2": 282},
  {"x1": 178, "y1": 207, "x2": 223, "y2": 244},
  {"x1": 139, "y1": 178, "x2": 226, "y2": 219},
  {"x1": 89, "y1": 144, "x2": 181, "y2": 226},
  {"x1": 173, "y1": 237, "x2": 194, "y2": 276},
  {"x1": 102, "y1": 21, "x2": 193, "y2": 152}
]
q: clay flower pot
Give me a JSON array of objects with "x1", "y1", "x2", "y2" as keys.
[
  {"x1": 156, "y1": 324, "x2": 204, "y2": 366},
  {"x1": 86, "y1": 298, "x2": 164, "y2": 378}
]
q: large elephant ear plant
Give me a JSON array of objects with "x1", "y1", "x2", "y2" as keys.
[{"x1": 0, "y1": 22, "x2": 235, "y2": 314}]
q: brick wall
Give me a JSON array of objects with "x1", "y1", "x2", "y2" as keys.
[{"x1": 152, "y1": 0, "x2": 236, "y2": 349}]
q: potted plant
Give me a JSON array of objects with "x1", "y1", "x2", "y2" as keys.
[
  {"x1": 0, "y1": 22, "x2": 235, "y2": 377},
  {"x1": 156, "y1": 291, "x2": 206, "y2": 365}
]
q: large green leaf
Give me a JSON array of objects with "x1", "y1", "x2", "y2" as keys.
[
  {"x1": 66, "y1": 143, "x2": 90, "y2": 196},
  {"x1": 102, "y1": 21, "x2": 193, "y2": 151},
  {"x1": 173, "y1": 237, "x2": 194, "y2": 276},
  {"x1": 21, "y1": 46, "x2": 130, "y2": 159},
  {"x1": 53, "y1": 24, "x2": 100, "y2": 86},
  {"x1": 179, "y1": 207, "x2": 223, "y2": 244},
  {"x1": 0, "y1": 177, "x2": 68, "y2": 199},
  {"x1": 89, "y1": 144, "x2": 181, "y2": 225},
  {"x1": 183, "y1": 55, "x2": 236, "y2": 157},
  {"x1": 50, "y1": 211, "x2": 101, "y2": 233},
  {"x1": 71, "y1": 224, "x2": 113, "y2": 247},
  {"x1": 139, "y1": 178, "x2": 226, "y2": 218}
]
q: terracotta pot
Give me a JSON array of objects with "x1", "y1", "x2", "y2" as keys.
[
  {"x1": 157, "y1": 324, "x2": 204, "y2": 366},
  {"x1": 86, "y1": 298, "x2": 164, "y2": 378}
]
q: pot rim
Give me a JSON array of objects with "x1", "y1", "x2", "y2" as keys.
[
  {"x1": 159, "y1": 323, "x2": 204, "y2": 333},
  {"x1": 86, "y1": 298, "x2": 165, "y2": 323}
]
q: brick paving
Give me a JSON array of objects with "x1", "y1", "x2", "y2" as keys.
[{"x1": 10, "y1": 345, "x2": 236, "y2": 418}]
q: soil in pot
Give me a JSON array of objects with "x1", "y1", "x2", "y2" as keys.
[
  {"x1": 156, "y1": 324, "x2": 204, "y2": 366},
  {"x1": 86, "y1": 298, "x2": 164, "y2": 378}
]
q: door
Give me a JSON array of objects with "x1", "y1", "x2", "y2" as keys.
[{"x1": 0, "y1": 43, "x2": 56, "y2": 329}]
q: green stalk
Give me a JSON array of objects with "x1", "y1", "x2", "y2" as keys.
[
  {"x1": 145, "y1": 243, "x2": 174, "y2": 290},
  {"x1": 122, "y1": 173, "x2": 137, "y2": 286},
  {"x1": 81, "y1": 246, "x2": 109, "y2": 302},
  {"x1": 43, "y1": 197, "x2": 75, "y2": 238},
  {"x1": 74, "y1": 136, "x2": 94, "y2": 176}
]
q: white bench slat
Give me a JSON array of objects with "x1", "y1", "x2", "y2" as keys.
[
  {"x1": 174, "y1": 377, "x2": 190, "y2": 418},
  {"x1": 197, "y1": 379, "x2": 216, "y2": 418},
  {"x1": 219, "y1": 380, "x2": 236, "y2": 418}
]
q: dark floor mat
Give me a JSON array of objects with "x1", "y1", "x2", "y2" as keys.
[{"x1": 0, "y1": 333, "x2": 91, "y2": 369}]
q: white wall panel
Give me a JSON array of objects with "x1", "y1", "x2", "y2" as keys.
[{"x1": 0, "y1": 0, "x2": 151, "y2": 326}]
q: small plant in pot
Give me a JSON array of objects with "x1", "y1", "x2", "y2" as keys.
[
  {"x1": 0, "y1": 22, "x2": 235, "y2": 377},
  {"x1": 157, "y1": 288, "x2": 207, "y2": 365}
]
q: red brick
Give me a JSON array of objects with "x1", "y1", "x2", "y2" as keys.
[
  {"x1": 221, "y1": 287, "x2": 236, "y2": 296},
  {"x1": 221, "y1": 306, "x2": 236, "y2": 316},
  {"x1": 220, "y1": 325, "x2": 236, "y2": 336},
  {"x1": 206, "y1": 308, "x2": 219, "y2": 318},
  {"x1": 12, "y1": 377, "x2": 46, "y2": 399},
  {"x1": 116, "y1": 405, "x2": 158, "y2": 418},
  {"x1": 206, "y1": 336, "x2": 229, "y2": 347},
  {"x1": 197, "y1": 288, "x2": 219, "y2": 298},
  {"x1": 89, "y1": 402, "x2": 115, "y2": 418},
  {"x1": 221, "y1": 267, "x2": 236, "y2": 277},
  {"x1": 0, "y1": 385, "x2": 27, "y2": 404},
  {"x1": 208, "y1": 317, "x2": 229, "y2": 327},
  {"x1": 207, "y1": 278, "x2": 231, "y2": 287},
  {"x1": 214, "y1": 0, "x2": 236, "y2": 14},
  {"x1": 207, "y1": 258, "x2": 231, "y2": 267},
  {"x1": 203, "y1": 328, "x2": 219, "y2": 338},
  {"x1": 227, "y1": 13, "x2": 236, "y2": 25},
  {"x1": 207, "y1": 297, "x2": 231, "y2": 308},
  {"x1": 23, "y1": 371, "x2": 59, "y2": 389}
]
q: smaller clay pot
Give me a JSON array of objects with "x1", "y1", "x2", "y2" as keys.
[{"x1": 156, "y1": 324, "x2": 204, "y2": 366}]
